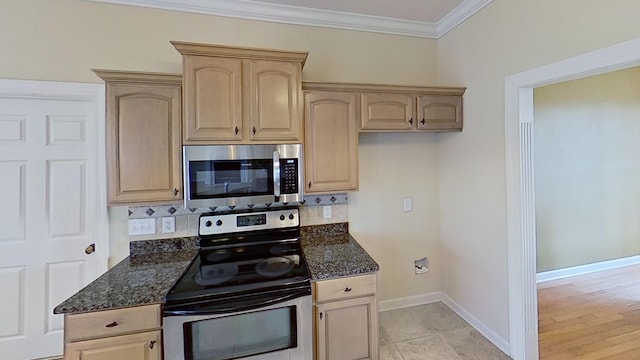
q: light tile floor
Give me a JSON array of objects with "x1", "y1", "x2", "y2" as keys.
[{"x1": 379, "y1": 302, "x2": 512, "y2": 360}]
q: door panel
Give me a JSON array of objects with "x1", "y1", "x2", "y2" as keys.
[
  {"x1": 0, "y1": 266, "x2": 25, "y2": 338},
  {"x1": 0, "y1": 80, "x2": 108, "y2": 360},
  {"x1": 0, "y1": 162, "x2": 26, "y2": 241}
]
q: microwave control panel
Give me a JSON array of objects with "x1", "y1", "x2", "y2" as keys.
[{"x1": 280, "y1": 159, "x2": 299, "y2": 194}]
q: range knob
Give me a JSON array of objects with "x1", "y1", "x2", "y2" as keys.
[
  {"x1": 216, "y1": 220, "x2": 223, "y2": 226},
  {"x1": 205, "y1": 220, "x2": 212, "y2": 227},
  {"x1": 289, "y1": 213, "x2": 295, "y2": 220},
  {"x1": 279, "y1": 214, "x2": 285, "y2": 221}
]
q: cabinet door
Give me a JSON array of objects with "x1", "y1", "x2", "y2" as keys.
[
  {"x1": 316, "y1": 296, "x2": 379, "y2": 360},
  {"x1": 417, "y1": 95, "x2": 463, "y2": 131},
  {"x1": 182, "y1": 55, "x2": 243, "y2": 142},
  {"x1": 304, "y1": 91, "x2": 358, "y2": 193},
  {"x1": 247, "y1": 60, "x2": 302, "y2": 141},
  {"x1": 106, "y1": 82, "x2": 182, "y2": 205},
  {"x1": 64, "y1": 330, "x2": 161, "y2": 360},
  {"x1": 360, "y1": 93, "x2": 415, "y2": 131}
]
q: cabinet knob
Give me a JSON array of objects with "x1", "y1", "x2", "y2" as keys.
[
  {"x1": 308, "y1": 181, "x2": 312, "y2": 189},
  {"x1": 149, "y1": 340, "x2": 156, "y2": 349},
  {"x1": 105, "y1": 321, "x2": 118, "y2": 328},
  {"x1": 421, "y1": 118, "x2": 425, "y2": 125},
  {"x1": 252, "y1": 126, "x2": 256, "y2": 135},
  {"x1": 84, "y1": 243, "x2": 95, "y2": 255},
  {"x1": 173, "y1": 188, "x2": 179, "y2": 196},
  {"x1": 344, "y1": 287, "x2": 353, "y2": 292},
  {"x1": 319, "y1": 312, "x2": 323, "y2": 320},
  {"x1": 234, "y1": 126, "x2": 239, "y2": 135},
  {"x1": 409, "y1": 118, "x2": 413, "y2": 125}
]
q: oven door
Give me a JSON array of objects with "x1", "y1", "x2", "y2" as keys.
[{"x1": 163, "y1": 294, "x2": 312, "y2": 360}]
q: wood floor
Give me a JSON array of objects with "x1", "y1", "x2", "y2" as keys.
[{"x1": 538, "y1": 264, "x2": 640, "y2": 360}]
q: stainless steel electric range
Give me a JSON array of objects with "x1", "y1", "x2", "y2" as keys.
[{"x1": 163, "y1": 207, "x2": 312, "y2": 360}]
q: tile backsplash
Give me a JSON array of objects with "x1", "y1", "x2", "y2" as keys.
[{"x1": 128, "y1": 193, "x2": 349, "y2": 241}]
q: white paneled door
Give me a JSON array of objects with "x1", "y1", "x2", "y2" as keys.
[{"x1": 0, "y1": 80, "x2": 109, "y2": 359}]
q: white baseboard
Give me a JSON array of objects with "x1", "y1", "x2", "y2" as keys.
[
  {"x1": 378, "y1": 291, "x2": 444, "y2": 312},
  {"x1": 378, "y1": 292, "x2": 511, "y2": 356},
  {"x1": 536, "y1": 255, "x2": 640, "y2": 283},
  {"x1": 440, "y1": 293, "x2": 511, "y2": 356}
]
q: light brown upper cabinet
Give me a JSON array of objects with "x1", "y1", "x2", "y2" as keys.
[
  {"x1": 358, "y1": 84, "x2": 465, "y2": 132},
  {"x1": 94, "y1": 70, "x2": 183, "y2": 206},
  {"x1": 303, "y1": 89, "x2": 358, "y2": 194},
  {"x1": 171, "y1": 42, "x2": 308, "y2": 144},
  {"x1": 416, "y1": 94, "x2": 463, "y2": 131}
]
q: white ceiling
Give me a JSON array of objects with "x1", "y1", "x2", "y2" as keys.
[{"x1": 84, "y1": 0, "x2": 493, "y2": 38}]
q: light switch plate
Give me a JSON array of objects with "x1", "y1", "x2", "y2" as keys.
[
  {"x1": 403, "y1": 197, "x2": 413, "y2": 212},
  {"x1": 323, "y1": 205, "x2": 332, "y2": 219}
]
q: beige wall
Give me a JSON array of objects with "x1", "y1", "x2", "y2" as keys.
[
  {"x1": 1, "y1": 0, "x2": 436, "y2": 84},
  {"x1": 1, "y1": 1, "x2": 441, "y2": 302},
  {"x1": 437, "y1": 0, "x2": 640, "y2": 343},
  {"x1": 349, "y1": 133, "x2": 443, "y2": 300},
  {"x1": 534, "y1": 67, "x2": 640, "y2": 272}
]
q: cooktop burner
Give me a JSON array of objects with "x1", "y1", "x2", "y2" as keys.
[{"x1": 165, "y1": 207, "x2": 310, "y2": 305}]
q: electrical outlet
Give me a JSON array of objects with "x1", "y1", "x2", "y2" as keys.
[
  {"x1": 162, "y1": 217, "x2": 176, "y2": 233},
  {"x1": 128, "y1": 218, "x2": 156, "y2": 236},
  {"x1": 323, "y1": 206, "x2": 332, "y2": 219}
]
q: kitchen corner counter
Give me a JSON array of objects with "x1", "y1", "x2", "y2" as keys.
[
  {"x1": 301, "y1": 223, "x2": 379, "y2": 280},
  {"x1": 53, "y1": 237, "x2": 198, "y2": 315}
]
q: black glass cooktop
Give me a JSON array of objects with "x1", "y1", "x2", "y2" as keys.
[{"x1": 165, "y1": 238, "x2": 310, "y2": 304}]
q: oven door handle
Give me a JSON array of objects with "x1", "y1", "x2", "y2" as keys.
[{"x1": 164, "y1": 287, "x2": 310, "y2": 316}]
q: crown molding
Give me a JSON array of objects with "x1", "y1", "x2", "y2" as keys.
[
  {"x1": 436, "y1": 0, "x2": 493, "y2": 37},
  {"x1": 82, "y1": 0, "x2": 492, "y2": 38}
]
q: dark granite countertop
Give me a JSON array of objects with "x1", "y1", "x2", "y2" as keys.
[
  {"x1": 54, "y1": 223, "x2": 378, "y2": 315},
  {"x1": 301, "y1": 223, "x2": 380, "y2": 280},
  {"x1": 53, "y1": 237, "x2": 198, "y2": 315}
]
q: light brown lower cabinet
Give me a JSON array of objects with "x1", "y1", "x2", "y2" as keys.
[
  {"x1": 63, "y1": 305, "x2": 161, "y2": 360},
  {"x1": 314, "y1": 274, "x2": 379, "y2": 360},
  {"x1": 64, "y1": 330, "x2": 161, "y2": 360}
]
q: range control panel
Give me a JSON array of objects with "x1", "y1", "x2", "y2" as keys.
[{"x1": 199, "y1": 208, "x2": 299, "y2": 236}]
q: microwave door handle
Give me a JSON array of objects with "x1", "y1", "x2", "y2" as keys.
[{"x1": 273, "y1": 150, "x2": 281, "y2": 202}]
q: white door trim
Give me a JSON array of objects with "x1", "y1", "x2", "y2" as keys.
[{"x1": 505, "y1": 37, "x2": 640, "y2": 360}]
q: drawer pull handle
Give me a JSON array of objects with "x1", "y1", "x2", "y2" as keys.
[
  {"x1": 149, "y1": 340, "x2": 156, "y2": 349},
  {"x1": 105, "y1": 321, "x2": 119, "y2": 328},
  {"x1": 409, "y1": 118, "x2": 413, "y2": 125},
  {"x1": 421, "y1": 118, "x2": 426, "y2": 125},
  {"x1": 344, "y1": 287, "x2": 352, "y2": 292}
]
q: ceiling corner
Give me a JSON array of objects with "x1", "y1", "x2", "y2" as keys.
[{"x1": 436, "y1": 0, "x2": 494, "y2": 38}]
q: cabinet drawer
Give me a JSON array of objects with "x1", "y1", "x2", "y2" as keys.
[
  {"x1": 65, "y1": 305, "x2": 160, "y2": 342},
  {"x1": 315, "y1": 274, "x2": 376, "y2": 302}
]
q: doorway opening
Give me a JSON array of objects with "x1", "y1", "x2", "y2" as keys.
[{"x1": 505, "y1": 37, "x2": 640, "y2": 360}]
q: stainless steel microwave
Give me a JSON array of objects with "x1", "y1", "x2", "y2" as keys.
[{"x1": 183, "y1": 144, "x2": 303, "y2": 209}]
